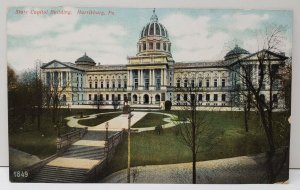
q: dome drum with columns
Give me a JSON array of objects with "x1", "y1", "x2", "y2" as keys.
[
  {"x1": 136, "y1": 9, "x2": 172, "y2": 57},
  {"x1": 40, "y1": 9, "x2": 288, "y2": 110}
]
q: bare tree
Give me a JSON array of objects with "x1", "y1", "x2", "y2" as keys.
[
  {"x1": 174, "y1": 83, "x2": 220, "y2": 184},
  {"x1": 227, "y1": 24, "x2": 289, "y2": 183},
  {"x1": 43, "y1": 70, "x2": 70, "y2": 124}
]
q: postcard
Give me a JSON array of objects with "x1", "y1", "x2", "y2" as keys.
[{"x1": 7, "y1": 7, "x2": 292, "y2": 183}]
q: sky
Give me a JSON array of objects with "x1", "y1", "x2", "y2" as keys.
[{"x1": 7, "y1": 7, "x2": 293, "y2": 73}]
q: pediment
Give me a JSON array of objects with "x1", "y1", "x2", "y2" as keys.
[{"x1": 242, "y1": 50, "x2": 287, "y2": 61}]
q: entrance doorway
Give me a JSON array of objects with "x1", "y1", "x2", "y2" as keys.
[{"x1": 143, "y1": 94, "x2": 149, "y2": 104}]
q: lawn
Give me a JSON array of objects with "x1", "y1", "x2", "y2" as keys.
[
  {"x1": 105, "y1": 111, "x2": 290, "y2": 176},
  {"x1": 9, "y1": 108, "x2": 115, "y2": 159},
  {"x1": 132, "y1": 113, "x2": 168, "y2": 128},
  {"x1": 78, "y1": 112, "x2": 121, "y2": 127}
]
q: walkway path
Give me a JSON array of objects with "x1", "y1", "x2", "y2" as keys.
[{"x1": 101, "y1": 153, "x2": 288, "y2": 184}]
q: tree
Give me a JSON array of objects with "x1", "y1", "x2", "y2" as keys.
[
  {"x1": 43, "y1": 70, "x2": 70, "y2": 123},
  {"x1": 227, "y1": 24, "x2": 289, "y2": 183},
  {"x1": 174, "y1": 83, "x2": 220, "y2": 184}
]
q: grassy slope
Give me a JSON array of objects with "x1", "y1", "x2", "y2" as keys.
[
  {"x1": 9, "y1": 109, "x2": 115, "y2": 159},
  {"x1": 132, "y1": 113, "x2": 168, "y2": 128},
  {"x1": 78, "y1": 113, "x2": 121, "y2": 127},
  {"x1": 106, "y1": 111, "x2": 289, "y2": 175}
]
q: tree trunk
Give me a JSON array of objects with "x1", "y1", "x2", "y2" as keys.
[{"x1": 244, "y1": 104, "x2": 249, "y2": 132}]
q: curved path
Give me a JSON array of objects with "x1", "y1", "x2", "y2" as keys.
[{"x1": 65, "y1": 111, "x2": 181, "y2": 133}]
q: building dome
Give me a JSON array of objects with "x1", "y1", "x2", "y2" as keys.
[
  {"x1": 224, "y1": 45, "x2": 250, "y2": 61},
  {"x1": 75, "y1": 53, "x2": 96, "y2": 66},
  {"x1": 136, "y1": 9, "x2": 172, "y2": 57},
  {"x1": 140, "y1": 14, "x2": 169, "y2": 39}
]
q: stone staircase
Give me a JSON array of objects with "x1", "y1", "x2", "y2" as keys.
[
  {"x1": 62, "y1": 145, "x2": 106, "y2": 160},
  {"x1": 31, "y1": 131, "x2": 108, "y2": 183},
  {"x1": 31, "y1": 165, "x2": 88, "y2": 183}
]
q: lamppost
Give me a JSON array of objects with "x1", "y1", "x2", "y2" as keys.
[
  {"x1": 127, "y1": 108, "x2": 133, "y2": 183},
  {"x1": 105, "y1": 122, "x2": 109, "y2": 141}
]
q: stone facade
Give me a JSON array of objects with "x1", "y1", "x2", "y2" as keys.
[{"x1": 41, "y1": 10, "x2": 288, "y2": 110}]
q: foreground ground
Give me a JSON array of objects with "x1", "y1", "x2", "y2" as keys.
[
  {"x1": 102, "y1": 152, "x2": 288, "y2": 183},
  {"x1": 105, "y1": 111, "x2": 289, "y2": 177}
]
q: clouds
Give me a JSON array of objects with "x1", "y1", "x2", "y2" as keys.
[
  {"x1": 7, "y1": 7, "x2": 130, "y2": 72},
  {"x1": 162, "y1": 13, "x2": 230, "y2": 61},
  {"x1": 7, "y1": 8, "x2": 292, "y2": 73},
  {"x1": 7, "y1": 7, "x2": 79, "y2": 36},
  {"x1": 161, "y1": 12, "x2": 275, "y2": 61},
  {"x1": 221, "y1": 13, "x2": 270, "y2": 31}
]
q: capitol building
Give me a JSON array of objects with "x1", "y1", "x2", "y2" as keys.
[{"x1": 41, "y1": 10, "x2": 288, "y2": 110}]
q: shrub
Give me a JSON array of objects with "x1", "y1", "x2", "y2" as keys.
[
  {"x1": 165, "y1": 100, "x2": 172, "y2": 111},
  {"x1": 154, "y1": 125, "x2": 163, "y2": 135}
]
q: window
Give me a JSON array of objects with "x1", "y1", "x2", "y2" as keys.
[
  {"x1": 214, "y1": 94, "x2": 218, "y2": 101},
  {"x1": 124, "y1": 80, "x2": 127, "y2": 88},
  {"x1": 149, "y1": 42, "x2": 153, "y2": 50},
  {"x1": 184, "y1": 94, "x2": 188, "y2": 101},
  {"x1": 134, "y1": 78, "x2": 138, "y2": 89},
  {"x1": 273, "y1": 94, "x2": 278, "y2": 103},
  {"x1": 139, "y1": 44, "x2": 141, "y2": 52},
  {"x1": 145, "y1": 79, "x2": 149, "y2": 90},
  {"x1": 198, "y1": 94, "x2": 203, "y2": 101},
  {"x1": 177, "y1": 80, "x2": 181, "y2": 88},
  {"x1": 206, "y1": 94, "x2": 210, "y2": 101},
  {"x1": 163, "y1": 43, "x2": 167, "y2": 50},
  {"x1": 156, "y1": 42, "x2": 160, "y2": 50},
  {"x1": 112, "y1": 94, "x2": 115, "y2": 101},
  {"x1": 168, "y1": 44, "x2": 171, "y2": 52},
  {"x1": 143, "y1": 42, "x2": 146, "y2": 50},
  {"x1": 106, "y1": 94, "x2": 109, "y2": 100},
  {"x1": 118, "y1": 94, "x2": 121, "y2": 101},
  {"x1": 222, "y1": 94, "x2": 226, "y2": 101},
  {"x1": 156, "y1": 78, "x2": 161, "y2": 90},
  {"x1": 177, "y1": 94, "x2": 180, "y2": 101},
  {"x1": 62, "y1": 72, "x2": 67, "y2": 87},
  {"x1": 94, "y1": 94, "x2": 97, "y2": 101},
  {"x1": 118, "y1": 82, "x2": 121, "y2": 88},
  {"x1": 89, "y1": 82, "x2": 92, "y2": 88},
  {"x1": 112, "y1": 81, "x2": 115, "y2": 88},
  {"x1": 95, "y1": 81, "x2": 98, "y2": 88},
  {"x1": 184, "y1": 79, "x2": 188, "y2": 88},
  {"x1": 191, "y1": 80, "x2": 195, "y2": 88},
  {"x1": 191, "y1": 94, "x2": 195, "y2": 103},
  {"x1": 214, "y1": 79, "x2": 218, "y2": 87},
  {"x1": 206, "y1": 79, "x2": 210, "y2": 87},
  {"x1": 222, "y1": 79, "x2": 225, "y2": 87},
  {"x1": 106, "y1": 82, "x2": 109, "y2": 89},
  {"x1": 101, "y1": 81, "x2": 103, "y2": 88},
  {"x1": 260, "y1": 94, "x2": 265, "y2": 103},
  {"x1": 88, "y1": 94, "x2": 91, "y2": 101},
  {"x1": 199, "y1": 80, "x2": 202, "y2": 87}
]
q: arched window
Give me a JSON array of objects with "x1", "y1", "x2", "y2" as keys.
[
  {"x1": 177, "y1": 80, "x2": 181, "y2": 88},
  {"x1": 133, "y1": 94, "x2": 138, "y2": 102},
  {"x1": 260, "y1": 94, "x2": 265, "y2": 103},
  {"x1": 155, "y1": 94, "x2": 160, "y2": 103}
]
